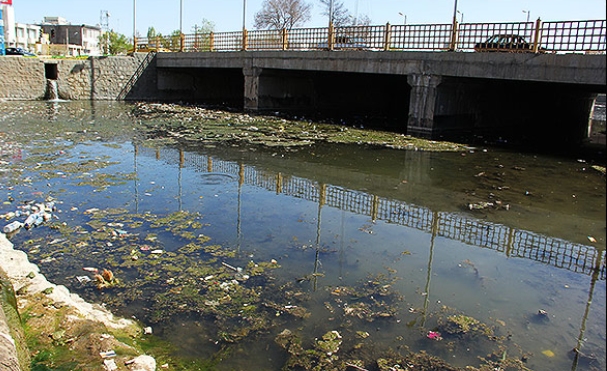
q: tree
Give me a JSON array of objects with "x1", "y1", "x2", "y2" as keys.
[
  {"x1": 317, "y1": 0, "x2": 350, "y2": 27},
  {"x1": 99, "y1": 31, "x2": 131, "y2": 55},
  {"x1": 191, "y1": 19, "x2": 215, "y2": 51},
  {"x1": 254, "y1": 0, "x2": 312, "y2": 30},
  {"x1": 353, "y1": 14, "x2": 372, "y2": 26},
  {"x1": 147, "y1": 27, "x2": 157, "y2": 39},
  {"x1": 317, "y1": 0, "x2": 371, "y2": 27},
  {"x1": 163, "y1": 30, "x2": 183, "y2": 51},
  {"x1": 192, "y1": 18, "x2": 215, "y2": 34}
]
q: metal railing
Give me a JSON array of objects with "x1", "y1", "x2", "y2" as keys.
[
  {"x1": 117, "y1": 51, "x2": 156, "y2": 100},
  {"x1": 134, "y1": 19, "x2": 606, "y2": 54}
]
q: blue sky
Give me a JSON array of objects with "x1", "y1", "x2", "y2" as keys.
[{"x1": 10, "y1": 0, "x2": 607, "y2": 36}]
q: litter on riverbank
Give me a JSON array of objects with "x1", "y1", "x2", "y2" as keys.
[{"x1": 0, "y1": 233, "x2": 156, "y2": 371}]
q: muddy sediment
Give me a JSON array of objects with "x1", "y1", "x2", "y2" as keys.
[{"x1": 132, "y1": 102, "x2": 468, "y2": 152}]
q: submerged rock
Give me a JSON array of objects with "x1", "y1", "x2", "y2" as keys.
[{"x1": 127, "y1": 355, "x2": 157, "y2": 371}]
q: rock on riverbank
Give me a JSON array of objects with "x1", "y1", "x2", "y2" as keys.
[{"x1": 0, "y1": 233, "x2": 156, "y2": 371}]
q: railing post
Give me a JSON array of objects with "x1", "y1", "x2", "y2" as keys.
[
  {"x1": 328, "y1": 22, "x2": 335, "y2": 51},
  {"x1": 242, "y1": 28, "x2": 248, "y2": 51},
  {"x1": 276, "y1": 172, "x2": 283, "y2": 194},
  {"x1": 371, "y1": 195, "x2": 379, "y2": 221},
  {"x1": 209, "y1": 32, "x2": 215, "y2": 52},
  {"x1": 384, "y1": 22, "x2": 392, "y2": 51},
  {"x1": 133, "y1": 36, "x2": 137, "y2": 52},
  {"x1": 449, "y1": 20, "x2": 459, "y2": 50},
  {"x1": 532, "y1": 18, "x2": 542, "y2": 53},
  {"x1": 281, "y1": 29, "x2": 288, "y2": 50}
]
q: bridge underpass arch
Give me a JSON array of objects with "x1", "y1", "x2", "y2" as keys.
[
  {"x1": 432, "y1": 77, "x2": 601, "y2": 146},
  {"x1": 157, "y1": 67, "x2": 245, "y2": 107},
  {"x1": 248, "y1": 68, "x2": 411, "y2": 132}
]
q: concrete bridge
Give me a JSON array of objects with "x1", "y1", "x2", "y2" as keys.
[{"x1": 124, "y1": 50, "x2": 606, "y2": 141}]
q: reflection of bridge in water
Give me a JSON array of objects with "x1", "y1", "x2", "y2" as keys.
[{"x1": 137, "y1": 145, "x2": 605, "y2": 280}]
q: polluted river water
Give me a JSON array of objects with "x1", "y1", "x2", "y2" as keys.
[{"x1": 0, "y1": 100, "x2": 605, "y2": 371}]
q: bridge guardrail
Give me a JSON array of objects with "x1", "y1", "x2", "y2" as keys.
[{"x1": 136, "y1": 19, "x2": 606, "y2": 54}]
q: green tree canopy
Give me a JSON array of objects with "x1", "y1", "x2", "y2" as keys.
[{"x1": 99, "y1": 31, "x2": 131, "y2": 55}]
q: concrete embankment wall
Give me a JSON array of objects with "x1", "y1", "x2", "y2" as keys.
[
  {"x1": 0, "y1": 268, "x2": 29, "y2": 371},
  {"x1": 0, "y1": 55, "x2": 146, "y2": 101}
]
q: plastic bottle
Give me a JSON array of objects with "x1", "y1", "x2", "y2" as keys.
[
  {"x1": 24, "y1": 212, "x2": 42, "y2": 229},
  {"x1": 3, "y1": 221, "x2": 24, "y2": 234}
]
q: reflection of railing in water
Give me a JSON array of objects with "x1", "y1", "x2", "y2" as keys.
[{"x1": 140, "y1": 146, "x2": 606, "y2": 280}]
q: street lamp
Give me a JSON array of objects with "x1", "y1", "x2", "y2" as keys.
[
  {"x1": 398, "y1": 12, "x2": 407, "y2": 25},
  {"x1": 450, "y1": 0, "x2": 459, "y2": 50},
  {"x1": 243, "y1": 0, "x2": 247, "y2": 30},
  {"x1": 457, "y1": 10, "x2": 464, "y2": 24},
  {"x1": 523, "y1": 10, "x2": 531, "y2": 23},
  {"x1": 133, "y1": 0, "x2": 136, "y2": 50},
  {"x1": 179, "y1": 0, "x2": 184, "y2": 51}
]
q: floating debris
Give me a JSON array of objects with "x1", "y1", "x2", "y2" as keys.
[
  {"x1": 94, "y1": 269, "x2": 119, "y2": 290},
  {"x1": 427, "y1": 331, "x2": 443, "y2": 341},
  {"x1": 542, "y1": 349, "x2": 556, "y2": 358}
]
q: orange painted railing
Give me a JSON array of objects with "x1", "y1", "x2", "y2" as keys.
[{"x1": 135, "y1": 19, "x2": 605, "y2": 54}]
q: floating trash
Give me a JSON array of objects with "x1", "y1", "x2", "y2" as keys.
[{"x1": 427, "y1": 331, "x2": 443, "y2": 341}]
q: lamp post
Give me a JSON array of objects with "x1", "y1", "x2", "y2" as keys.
[
  {"x1": 328, "y1": 0, "x2": 334, "y2": 50},
  {"x1": 522, "y1": 10, "x2": 531, "y2": 23},
  {"x1": 133, "y1": 0, "x2": 136, "y2": 50},
  {"x1": 398, "y1": 12, "x2": 407, "y2": 25},
  {"x1": 457, "y1": 10, "x2": 464, "y2": 24},
  {"x1": 449, "y1": 0, "x2": 459, "y2": 50},
  {"x1": 243, "y1": 0, "x2": 247, "y2": 31},
  {"x1": 179, "y1": 0, "x2": 184, "y2": 51}
]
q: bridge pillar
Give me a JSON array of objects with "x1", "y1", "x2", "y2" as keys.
[
  {"x1": 243, "y1": 66, "x2": 262, "y2": 110},
  {"x1": 407, "y1": 74, "x2": 442, "y2": 138}
]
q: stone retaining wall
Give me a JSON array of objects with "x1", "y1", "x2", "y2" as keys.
[{"x1": 0, "y1": 55, "x2": 146, "y2": 101}]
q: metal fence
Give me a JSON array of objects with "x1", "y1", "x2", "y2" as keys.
[{"x1": 134, "y1": 19, "x2": 606, "y2": 54}]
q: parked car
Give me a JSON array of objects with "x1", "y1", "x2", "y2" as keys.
[
  {"x1": 317, "y1": 36, "x2": 368, "y2": 50},
  {"x1": 127, "y1": 44, "x2": 172, "y2": 55},
  {"x1": 474, "y1": 34, "x2": 543, "y2": 53},
  {"x1": 4, "y1": 47, "x2": 36, "y2": 56}
]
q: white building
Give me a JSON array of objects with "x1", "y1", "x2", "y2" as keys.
[
  {"x1": 14, "y1": 22, "x2": 41, "y2": 49},
  {"x1": 2, "y1": 7, "x2": 102, "y2": 56}
]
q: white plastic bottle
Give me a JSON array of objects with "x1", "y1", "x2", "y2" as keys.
[{"x1": 3, "y1": 221, "x2": 24, "y2": 234}]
